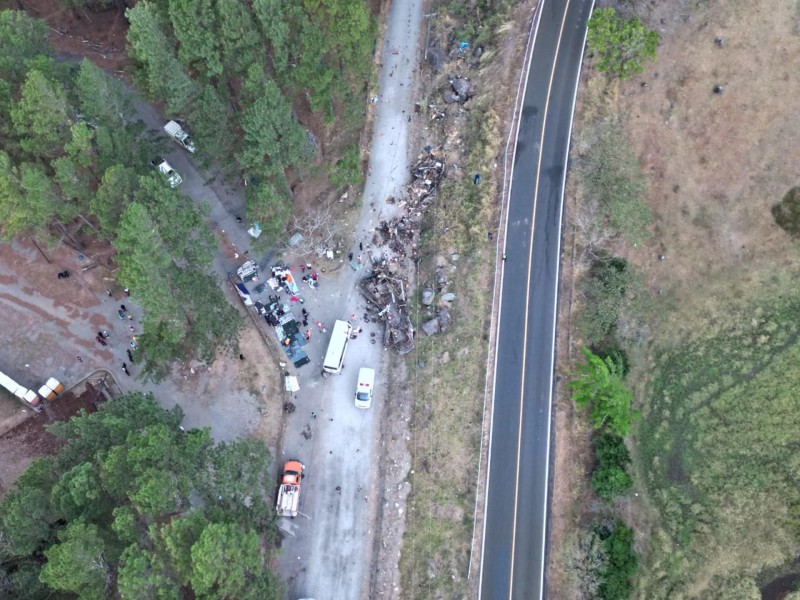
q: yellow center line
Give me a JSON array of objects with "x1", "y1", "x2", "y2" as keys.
[{"x1": 507, "y1": 0, "x2": 575, "y2": 597}]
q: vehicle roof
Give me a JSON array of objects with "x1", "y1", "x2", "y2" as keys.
[
  {"x1": 284, "y1": 459, "x2": 304, "y2": 473},
  {"x1": 358, "y1": 367, "x2": 375, "y2": 383},
  {"x1": 164, "y1": 120, "x2": 182, "y2": 134}
]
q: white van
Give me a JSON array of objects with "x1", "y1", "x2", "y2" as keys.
[
  {"x1": 323, "y1": 320, "x2": 352, "y2": 374},
  {"x1": 354, "y1": 368, "x2": 375, "y2": 409}
]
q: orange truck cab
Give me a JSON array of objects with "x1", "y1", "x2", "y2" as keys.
[{"x1": 276, "y1": 460, "x2": 305, "y2": 517}]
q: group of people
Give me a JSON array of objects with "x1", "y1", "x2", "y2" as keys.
[{"x1": 101, "y1": 301, "x2": 137, "y2": 377}]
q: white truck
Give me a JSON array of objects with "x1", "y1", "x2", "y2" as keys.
[
  {"x1": 150, "y1": 157, "x2": 183, "y2": 188},
  {"x1": 276, "y1": 460, "x2": 305, "y2": 518},
  {"x1": 163, "y1": 120, "x2": 196, "y2": 153}
]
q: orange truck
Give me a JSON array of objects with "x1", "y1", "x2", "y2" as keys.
[{"x1": 276, "y1": 460, "x2": 305, "y2": 517}]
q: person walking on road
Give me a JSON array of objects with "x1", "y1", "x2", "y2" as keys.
[
  {"x1": 127, "y1": 349, "x2": 134, "y2": 362},
  {"x1": 122, "y1": 362, "x2": 130, "y2": 376},
  {"x1": 305, "y1": 329, "x2": 312, "y2": 342}
]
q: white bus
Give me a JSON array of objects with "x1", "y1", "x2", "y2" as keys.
[{"x1": 323, "y1": 320, "x2": 352, "y2": 374}]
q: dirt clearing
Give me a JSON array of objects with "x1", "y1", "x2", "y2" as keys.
[
  {"x1": 0, "y1": 234, "x2": 283, "y2": 497},
  {"x1": 0, "y1": 371, "x2": 121, "y2": 495}
]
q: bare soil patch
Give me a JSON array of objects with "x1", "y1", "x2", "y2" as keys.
[
  {"x1": 1, "y1": 0, "x2": 130, "y2": 72},
  {"x1": 0, "y1": 373, "x2": 116, "y2": 496}
]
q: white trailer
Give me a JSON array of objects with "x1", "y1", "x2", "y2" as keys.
[{"x1": 0, "y1": 370, "x2": 41, "y2": 411}]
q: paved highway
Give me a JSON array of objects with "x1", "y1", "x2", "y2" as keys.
[{"x1": 478, "y1": 0, "x2": 594, "y2": 598}]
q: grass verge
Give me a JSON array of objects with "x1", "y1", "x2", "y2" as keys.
[{"x1": 396, "y1": 3, "x2": 524, "y2": 597}]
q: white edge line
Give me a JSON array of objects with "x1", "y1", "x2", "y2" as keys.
[
  {"x1": 538, "y1": 1, "x2": 595, "y2": 597},
  {"x1": 476, "y1": 0, "x2": 545, "y2": 596}
]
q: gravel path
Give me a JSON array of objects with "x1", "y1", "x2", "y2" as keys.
[{"x1": 276, "y1": 0, "x2": 424, "y2": 598}]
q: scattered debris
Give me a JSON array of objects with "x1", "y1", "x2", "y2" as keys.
[
  {"x1": 359, "y1": 266, "x2": 416, "y2": 354},
  {"x1": 354, "y1": 147, "x2": 463, "y2": 350},
  {"x1": 406, "y1": 149, "x2": 446, "y2": 212}
]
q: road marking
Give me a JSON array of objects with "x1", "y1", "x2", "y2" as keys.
[
  {"x1": 507, "y1": 0, "x2": 575, "y2": 598},
  {"x1": 477, "y1": 0, "x2": 544, "y2": 593}
]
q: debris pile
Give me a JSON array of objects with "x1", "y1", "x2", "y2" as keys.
[
  {"x1": 359, "y1": 266, "x2": 415, "y2": 355},
  {"x1": 373, "y1": 216, "x2": 416, "y2": 258},
  {"x1": 406, "y1": 149, "x2": 445, "y2": 212},
  {"x1": 357, "y1": 148, "x2": 453, "y2": 353}
]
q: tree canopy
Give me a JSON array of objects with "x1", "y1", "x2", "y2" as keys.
[
  {"x1": 570, "y1": 348, "x2": 637, "y2": 437},
  {"x1": 0, "y1": 11, "x2": 242, "y2": 379},
  {"x1": 0, "y1": 393, "x2": 282, "y2": 599}
]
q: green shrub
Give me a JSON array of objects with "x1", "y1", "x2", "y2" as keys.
[
  {"x1": 583, "y1": 121, "x2": 652, "y2": 244},
  {"x1": 772, "y1": 186, "x2": 800, "y2": 237},
  {"x1": 596, "y1": 519, "x2": 638, "y2": 600},
  {"x1": 328, "y1": 144, "x2": 362, "y2": 191},
  {"x1": 579, "y1": 257, "x2": 637, "y2": 346},
  {"x1": 591, "y1": 433, "x2": 633, "y2": 501},
  {"x1": 587, "y1": 8, "x2": 660, "y2": 80},
  {"x1": 570, "y1": 348, "x2": 637, "y2": 437}
]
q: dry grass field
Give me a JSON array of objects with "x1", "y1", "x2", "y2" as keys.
[{"x1": 551, "y1": 0, "x2": 800, "y2": 598}]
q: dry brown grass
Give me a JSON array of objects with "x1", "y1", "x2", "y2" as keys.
[
  {"x1": 551, "y1": 0, "x2": 800, "y2": 596},
  {"x1": 396, "y1": 2, "x2": 536, "y2": 598}
]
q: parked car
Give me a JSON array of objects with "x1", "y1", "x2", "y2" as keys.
[
  {"x1": 354, "y1": 367, "x2": 375, "y2": 409},
  {"x1": 150, "y1": 157, "x2": 182, "y2": 188}
]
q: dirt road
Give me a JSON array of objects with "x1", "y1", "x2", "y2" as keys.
[{"x1": 276, "y1": 0, "x2": 424, "y2": 598}]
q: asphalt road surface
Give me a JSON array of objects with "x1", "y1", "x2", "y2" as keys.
[{"x1": 479, "y1": 0, "x2": 594, "y2": 598}]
